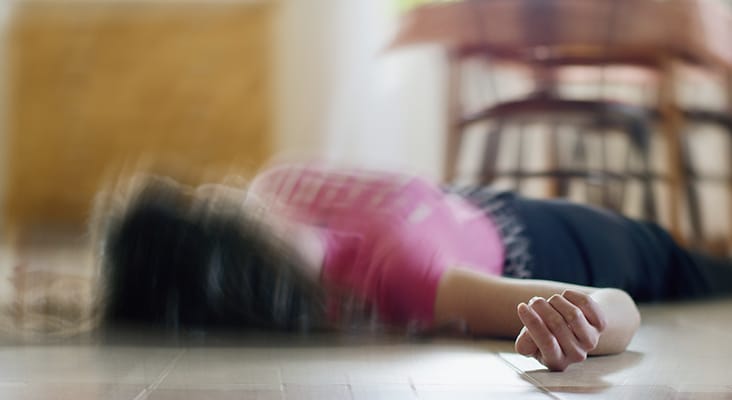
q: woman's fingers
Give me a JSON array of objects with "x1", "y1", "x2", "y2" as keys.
[
  {"x1": 515, "y1": 326, "x2": 539, "y2": 356},
  {"x1": 547, "y1": 294, "x2": 600, "y2": 352},
  {"x1": 562, "y1": 289, "x2": 608, "y2": 332},
  {"x1": 517, "y1": 302, "x2": 565, "y2": 370},
  {"x1": 516, "y1": 292, "x2": 605, "y2": 371},
  {"x1": 528, "y1": 297, "x2": 587, "y2": 365}
]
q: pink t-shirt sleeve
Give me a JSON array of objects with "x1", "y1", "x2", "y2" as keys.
[
  {"x1": 373, "y1": 231, "x2": 447, "y2": 325},
  {"x1": 321, "y1": 225, "x2": 447, "y2": 326}
]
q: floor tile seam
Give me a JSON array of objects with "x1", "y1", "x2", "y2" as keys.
[
  {"x1": 407, "y1": 377, "x2": 419, "y2": 398},
  {"x1": 279, "y1": 382, "x2": 416, "y2": 398},
  {"x1": 496, "y1": 352, "x2": 562, "y2": 400},
  {"x1": 131, "y1": 348, "x2": 187, "y2": 400}
]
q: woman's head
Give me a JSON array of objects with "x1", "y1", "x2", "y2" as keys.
[{"x1": 96, "y1": 175, "x2": 326, "y2": 332}]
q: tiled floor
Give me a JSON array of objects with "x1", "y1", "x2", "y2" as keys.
[{"x1": 1, "y1": 238, "x2": 732, "y2": 399}]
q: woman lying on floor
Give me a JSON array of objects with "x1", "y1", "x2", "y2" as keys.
[{"x1": 95, "y1": 161, "x2": 732, "y2": 371}]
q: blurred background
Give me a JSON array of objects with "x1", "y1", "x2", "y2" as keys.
[{"x1": 0, "y1": 0, "x2": 731, "y2": 255}]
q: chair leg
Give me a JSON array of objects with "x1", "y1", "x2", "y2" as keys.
[
  {"x1": 585, "y1": 128, "x2": 604, "y2": 207},
  {"x1": 479, "y1": 120, "x2": 505, "y2": 186},
  {"x1": 577, "y1": 127, "x2": 598, "y2": 206},
  {"x1": 629, "y1": 116, "x2": 658, "y2": 221},
  {"x1": 514, "y1": 122, "x2": 526, "y2": 192},
  {"x1": 547, "y1": 120, "x2": 562, "y2": 198},
  {"x1": 444, "y1": 53, "x2": 464, "y2": 183},
  {"x1": 571, "y1": 125, "x2": 587, "y2": 166},
  {"x1": 681, "y1": 133, "x2": 704, "y2": 248},
  {"x1": 639, "y1": 155, "x2": 658, "y2": 221},
  {"x1": 555, "y1": 125, "x2": 577, "y2": 198},
  {"x1": 617, "y1": 134, "x2": 635, "y2": 216},
  {"x1": 657, "y1": 57, "x2": 686, "y2": 242},
  {"x1": 567, "y1": 125, "x2": 589, "y2": 198},
  {"x1": 598, "y1": 128, "x2": 615, "y2": 211}
]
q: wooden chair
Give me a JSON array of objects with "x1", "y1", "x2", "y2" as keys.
[
  {"x1": 462, "y1": 96, "x2": 657, "y2": 220},
  {"x1": 677, "y1": 108, "x2": 732, "y2": 252},
  {"x1": 391, "y1": 0, "x2": 732, "y2": 245}
]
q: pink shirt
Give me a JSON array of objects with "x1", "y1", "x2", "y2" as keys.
[{"x1": 251, "y1": 163, "x2": 505, "y2": 325}]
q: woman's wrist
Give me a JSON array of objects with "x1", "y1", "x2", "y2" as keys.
[{"x1": 588, "y1": 288, "x2": 641, "y2": 355}]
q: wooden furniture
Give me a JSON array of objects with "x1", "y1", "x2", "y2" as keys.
[
  {"x1": 390, "y1": 0, "x2": 732, "y2": 242},
  {"x1": 4, "y1": 0, "x2": 276, "y2": 231},
  {"x1": 471, "y1": 97, "x2": 657, "y2": 220}
]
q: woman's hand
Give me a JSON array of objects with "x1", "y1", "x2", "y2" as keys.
[{"x1": 514, "y1": 289, "x2": 608, "y2": 371}]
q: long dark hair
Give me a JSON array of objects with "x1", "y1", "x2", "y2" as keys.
[{"x1": 97, "y1": 177, "x2": 327, "y2": 332}]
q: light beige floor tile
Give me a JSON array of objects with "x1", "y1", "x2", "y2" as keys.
[
  {"x1": 406, "y1": 349, "x2": 529, "y2": 386},
  {"x1": 158, "y1": 351, "x2": 282, "y2": 388},
  {"x1": 0, "y1": 383, "x2": 146, "y2": 400},
  {"x1": 677, "y1": 385, "x2": 732, "y2": 394},
  {"x1": 283, "y1": 384, "x2": 351, "y2": 400},
  {"x1": 280, "y1": 363, "x2": 349, "y2": 385},
  {"x1": 147, "y1": 388, "x2": 284, "y2": 400},
  {"x1": 500, "y1": 351, "x2": 646, "y2": 388},
  {"x1": 349, "y1": 383, "x2": 417, "y2": 400},
  {"x1": 346, "y1": 366, "x2": 412, "y2": 385},
  {"x1": 0, "y1": 346, "x2": 181, "y2": 384},
  {"x1": 501, "y1": 299, "x2": 732, "y2": 398},
  {"x1": 676, "y1": 392, "x2": 732, "y2": 400},
  {"x1": 415, "y1": 385, "x2": 553, "y2": 400},
  {"x1": 547, "y1": 385, "x2": 678, "y2": 400}
]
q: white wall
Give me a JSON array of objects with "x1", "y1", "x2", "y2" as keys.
[
  {"x1": 273, "y1": 0, "x2": 446, "y2": 179},
  {"x1": 273, "y1": 0, "x2": 337, "y2": 159}
]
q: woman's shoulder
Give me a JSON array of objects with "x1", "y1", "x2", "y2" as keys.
[{"x1": 252, "y1": 161, "x2": 437, "y2": 200}]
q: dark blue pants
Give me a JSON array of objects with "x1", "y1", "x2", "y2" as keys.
[{"x1": 509, "y1": 196, "x2": 732, "y2": 301}]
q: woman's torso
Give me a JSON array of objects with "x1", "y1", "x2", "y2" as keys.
[{"x1": 250, "y1": 163, "x2": 505, "y2": 325}]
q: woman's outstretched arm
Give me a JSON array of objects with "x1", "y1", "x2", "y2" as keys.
[{"x1": 434, "y1": 267, "x2": 641, "y2": 371}]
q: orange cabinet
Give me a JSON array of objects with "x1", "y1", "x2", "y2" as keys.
[{"x1": 5, "y1": 1, "x2": 275, "y2": 229}]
